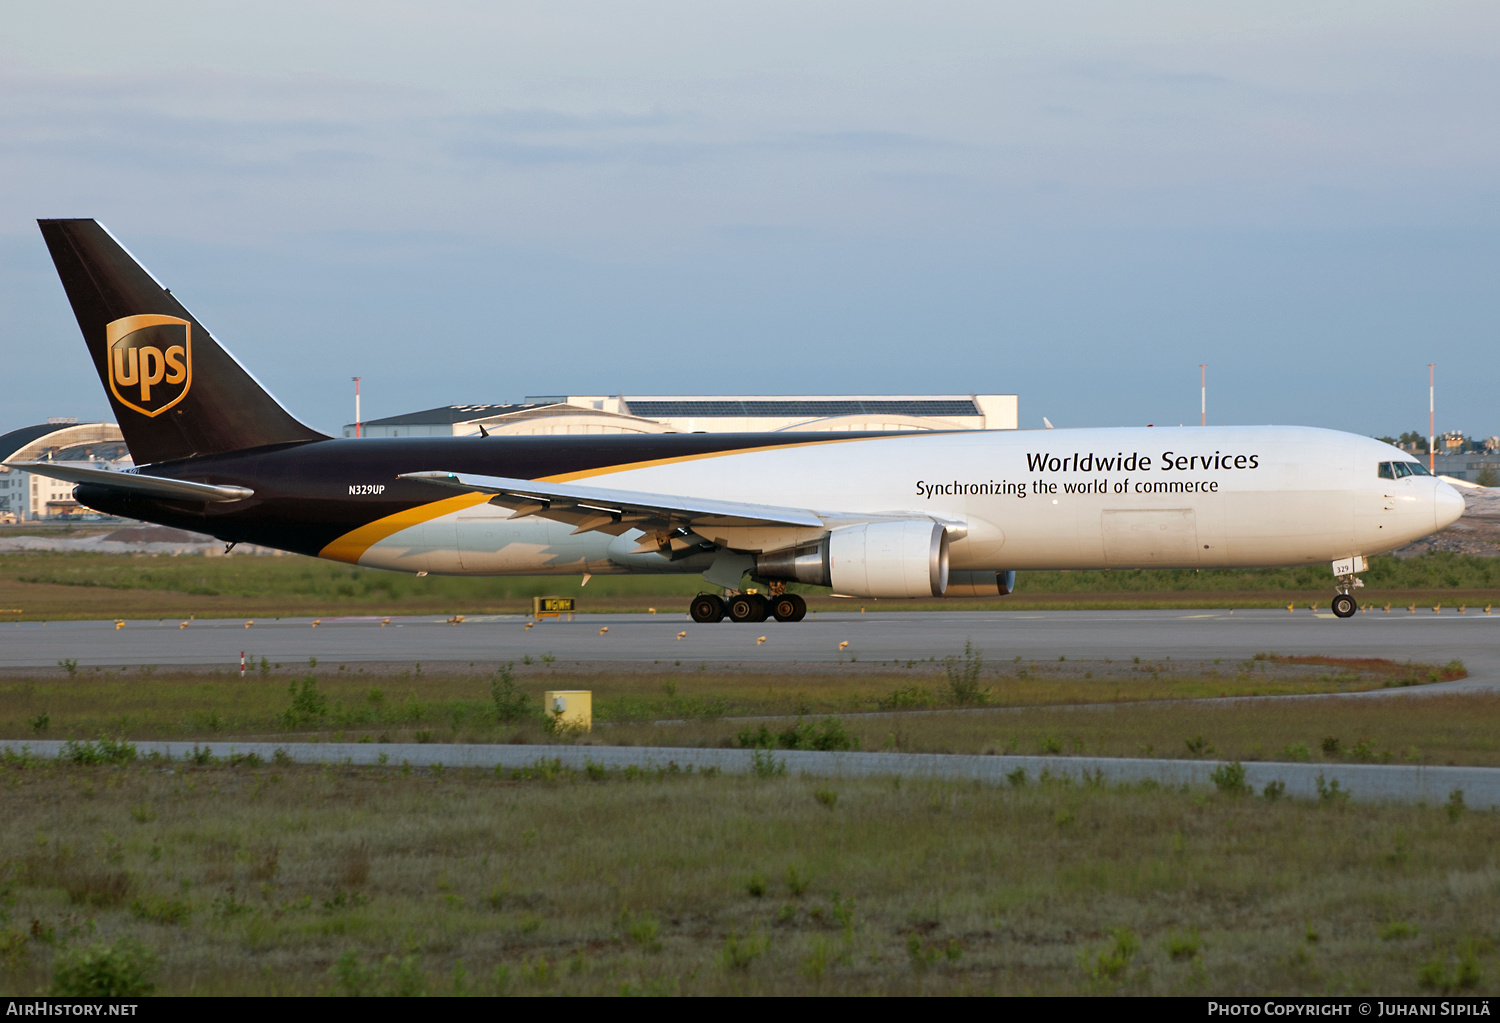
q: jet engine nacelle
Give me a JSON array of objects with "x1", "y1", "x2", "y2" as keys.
[
  {"x1": 755, "y1": 521, "x2": 950, "y2": 598},
  {"x1": 945, "y1": 570, "x2": 1017, "y2": 598}
]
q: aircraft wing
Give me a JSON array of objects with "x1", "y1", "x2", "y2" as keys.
[
  {"x1": 401, "y1": 470, "x2": 824, "y2": 532},
  {"x1": 5, "y1": 461, "x2": 255, "y2": 504},
  {"x1": 402, "y1": 470, "x2": 968, "y2": 556}
]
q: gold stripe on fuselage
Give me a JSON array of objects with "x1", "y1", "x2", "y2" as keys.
[
  {"x1": 317, "y1": 433, "x2": 905, "y2": 564},
  {"x1": 319, "y1": 492, "x2": 492, "y2": 564}
]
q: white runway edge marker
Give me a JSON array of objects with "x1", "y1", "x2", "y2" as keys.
[{"x1": 6, "y1": 740, "x2": 1498, "y2": 809}]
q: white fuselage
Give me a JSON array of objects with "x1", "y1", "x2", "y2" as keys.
[{"x1": 352, "y1": 425, "x2": 1464, "y2": 579}]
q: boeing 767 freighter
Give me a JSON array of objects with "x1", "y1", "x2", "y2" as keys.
[{"x1": 10, "y1": 220, "x2": 1465, "y2": 622}]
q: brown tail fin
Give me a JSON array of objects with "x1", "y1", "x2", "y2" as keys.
[{"x1": 38, "y1": 219, "x2": 327, "y2": 465}]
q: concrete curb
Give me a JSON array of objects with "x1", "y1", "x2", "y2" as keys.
[{"x1": 4, "y1": 739, "x2": 1497, "y2": 809}]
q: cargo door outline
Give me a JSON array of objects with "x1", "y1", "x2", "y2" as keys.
[{"x1": 1101, "y1": 508, "x2": 1200, "y2": 567}]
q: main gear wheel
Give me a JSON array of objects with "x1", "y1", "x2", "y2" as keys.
[
  {"x1": 771, "y1": 593, "x2": 807, "y2": 622},
  {"x1": 689, "y1": 593, "x2": 726, "y2": 623}
]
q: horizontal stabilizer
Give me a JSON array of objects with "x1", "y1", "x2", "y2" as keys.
[
  {"x1": 399, "y1": 470, "x2": 825, "y2": 535},
  {"x1": 7, "y1": 461, "x2": 254, "y2": 504}
]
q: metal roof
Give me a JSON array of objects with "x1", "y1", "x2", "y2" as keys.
[
  {"x1": 359, "y1": 404, "x2": 544, "y2": 427},
  {"x1": 0, "y1": 424, "x2": 73, "y2": 462},
  {"x1": 622, "y1": 399, "x2": 981, "y2": 418}
]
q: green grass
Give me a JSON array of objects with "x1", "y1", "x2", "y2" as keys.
[
  {"x1": 837, "y1": 690, "x2": 1500, "y2": 765},
  {"x1": 2, "y1": 628, "x2": 1495, "y2": 996},
  {"x1": 1, "y1": 655, "x2": 1486, "y2": 764},
  {"x1": 1020, "y1": 553, "x2": 1500, "y2": 593},
  {"x1": 3, "y1": 550, "x2": 702, "y2": 600},
  {"x1": 598, "y1": 687, "x2": 1500, "y2": 767},
  {"x1": 0, "y1": 755, "x2": 1496, "y2": 995},
  {"x1": 1, "y1": 550, "x2": 1497, "y2": 620}
]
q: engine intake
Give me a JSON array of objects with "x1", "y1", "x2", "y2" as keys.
[{"x1": 755, "y1": 522, "x2": 950, "y2": 598}]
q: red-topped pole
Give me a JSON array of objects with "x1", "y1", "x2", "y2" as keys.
[
  {"x1": 353, "y1": 377, "x2": 362, "y2": 438},
  {"x1": 1428, "y1": 364, "x2": 1435, "y2": 475},
  {"x1": 1200, "y1": 364, "x2": 1207, "y2": 427}
]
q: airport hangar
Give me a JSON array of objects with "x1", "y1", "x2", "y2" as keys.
[
  {"x1": 0, "y1": 419, "x2": 130, "y2": 521},
  {"x1": 344, "y1": 394, "x2": 1018, "y2": 437},
  {"x1": 343, "y1": 396, "x2": 1500, "y2": 485}
]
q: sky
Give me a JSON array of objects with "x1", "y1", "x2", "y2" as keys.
[{"x1": 1, "y1": 1, "x2": 1497, "y2": 438}]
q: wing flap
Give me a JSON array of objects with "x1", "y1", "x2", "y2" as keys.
[
  {"x1": 399, "y1": 470, "x2": 826, "y2": 532},
  {"x1": 398, "y1": 471, "x2": 968, "y2": 552}
]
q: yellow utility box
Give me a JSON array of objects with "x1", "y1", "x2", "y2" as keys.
[
  {"x1": 544, "y1": 690, "x2": 592, "y2": 732},
  {"x1": 532, "y1": 596, "x2": 576, "y2": 620}
]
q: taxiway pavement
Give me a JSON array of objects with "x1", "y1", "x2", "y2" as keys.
[
  {"x1": 3, "y1": 609, "x2": 1497, "y2": 691},
  {"x1": 4, "y1": 738, "x2": 1495, "y2": 808}
]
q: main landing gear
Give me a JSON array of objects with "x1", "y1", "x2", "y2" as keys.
[{"x1": 689, "y1": 585, "x2": 807, "y2": 624}]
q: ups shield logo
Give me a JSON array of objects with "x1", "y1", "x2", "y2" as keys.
[{"x1": 106, "y1": 315, "x2": 192, "y2": 417}]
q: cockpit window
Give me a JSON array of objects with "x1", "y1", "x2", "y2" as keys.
[{"x1": 1382, "y1": 461, "x2": 1431, "y2": 479}]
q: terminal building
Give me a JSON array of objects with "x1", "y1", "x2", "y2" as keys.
[
  {"x1": 1437, "y1": 433, "x2": 1499, "y2": 483},
  {"x1": 0, "y1": 419, "x2": 132, "y2": 521},
  {"x1": 1398, "y1": 433, "x2": 1500, "y2": 482},
  {"x1": 1434, "y1": 451, "x2": 1500, "y2": 483},
  {"x1": 344, "y1": 394, "x2": 1018, "y2": 438}
]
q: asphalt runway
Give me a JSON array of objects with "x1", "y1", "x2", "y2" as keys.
[{"x1": 3, "y1": 609, "x2": 1498, "y2": 690}]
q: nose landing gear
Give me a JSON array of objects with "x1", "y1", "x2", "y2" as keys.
[{"x1": 1330, "y1": 556, "x2": 1367, "y2": 619}]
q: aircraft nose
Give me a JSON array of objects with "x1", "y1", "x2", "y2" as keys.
[{"x1": 1434, "y1": 481, "x2": 1466, "y2": 531}]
